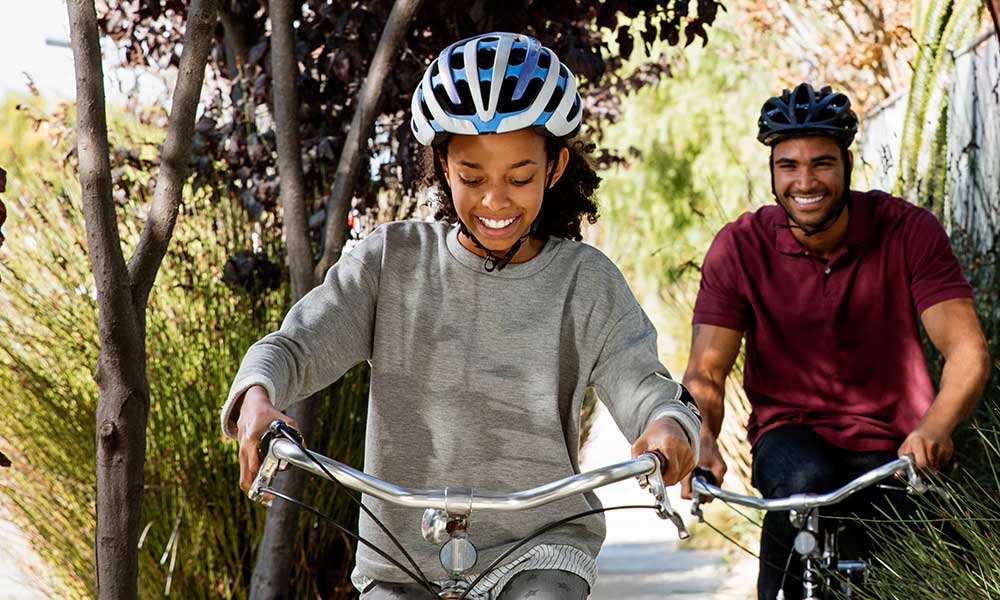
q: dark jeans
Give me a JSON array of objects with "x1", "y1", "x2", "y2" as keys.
[{"x1": 751, "y1": 425, "x2": 915, "y2": 600}]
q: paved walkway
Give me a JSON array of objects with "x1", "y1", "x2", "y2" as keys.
[
  {"x1": 581, "y1": 404, "x2": 755, "y2": 600},
  {"x1": 0, "y1": 503, "x2": 55, "y2": 599},
  {"x1": 0, "y1": 403, "x2": 757, "y2": 599}
]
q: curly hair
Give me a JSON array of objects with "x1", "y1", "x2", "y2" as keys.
[{"x1": 430, "y1": 136, "x2": 601, "y2": 241}]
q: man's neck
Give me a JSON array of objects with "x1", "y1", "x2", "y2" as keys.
[{"x1": 791, "y1": 204, "x2": 851, "y2": 259}]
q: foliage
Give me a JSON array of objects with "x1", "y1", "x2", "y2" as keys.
[
  {"x1": 94, "y1": 0, "x2": 724, "y2": 259},
  {"x1": 896, "y1": 0, "x2": 984, "y2": 205},
  {"x1": 734, "y1": 0, "x2": 916, "y2": 112},
  {"x1": 0, "y1": 97, "x2": 370, "y2": 598},
  {"x1": 594, "y1": 17, "x2": 777, "y2": 492},
  {"x1": 850, "y1": 4, "x2": 1000, "y2": 596}
]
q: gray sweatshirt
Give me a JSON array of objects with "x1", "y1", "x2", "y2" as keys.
[{"x1": 221, "y1": 221, "x2": 699, "y2": 586}]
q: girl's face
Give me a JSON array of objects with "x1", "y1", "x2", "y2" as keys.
[{"x1": 442, "y1": 129, "x2": 569, "y2": 263}]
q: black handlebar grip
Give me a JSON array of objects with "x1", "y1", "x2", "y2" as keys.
[
  {"x1": 692, "y1": 466, "x2": 718, "y2": 487},
  {"x1": 258, "y1": 420, "x2": 304, "y2": 463}
]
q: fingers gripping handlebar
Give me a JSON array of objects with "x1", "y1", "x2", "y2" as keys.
[{"x1": 249, "y1": 420, "x2": 302, "y2": 506}]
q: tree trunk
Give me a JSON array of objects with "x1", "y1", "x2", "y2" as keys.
[
  {"x1": 988, "y1": 0, "x2": 1000, "y2": 40},
  {"x1": 66, "y1": 0, "x2": 218, "y2": 598},
  {"x1": 249, "y1": 1, "x2": 318, "y2": 597},
  {"x1": 248, "y1": 1, "x2": 425, "y2": 595},
  {"x1": 314, "y1": 0, "x2": 427, "y2": 280}
]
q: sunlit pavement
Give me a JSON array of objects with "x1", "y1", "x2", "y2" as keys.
[
  {"x1": 582, "y1": 403, "x2": 756, "y2": 600},
  {"x1": 0, "y1": 505, "x2": 54, "y2": 599}
]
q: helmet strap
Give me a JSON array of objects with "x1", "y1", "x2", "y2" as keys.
[{"x1": 458, "y1": 218, "x2": 540, "y2": 272}]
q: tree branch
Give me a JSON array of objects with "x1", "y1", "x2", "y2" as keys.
[
  {"x1": 314, "y1": 0, "x2": 426, "y2": 282},
  {"x1": 270, "y1": 0, "x2": 313, "y2": 301},
  {"x1": 67, "y1": 0, "x2": 134, "y2": 331},
  {"x1": 988, "y1": 0, "x2": 1000, "y2": 42},
  {"x1": 127, "y1": 0, "x2": 220, "y2": 325}
]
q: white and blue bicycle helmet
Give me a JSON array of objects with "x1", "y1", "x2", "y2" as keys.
[{"x1": 410, "y1": 32, "x2": 583, "y2": 146}]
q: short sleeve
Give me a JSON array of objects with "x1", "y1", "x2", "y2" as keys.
[
  {"x1": 693, "y1": 226, "x2": 750, "y2": 331},
  {"x1": 905, "y1": 209, "x2": 973, "y2": 314}
]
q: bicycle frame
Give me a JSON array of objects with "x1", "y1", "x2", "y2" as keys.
[
  {"x1": 250, "y1": 421, "x2": 689, "y2": 599},
  {"x1": 689, "y1": 456, "x2": 926, "y2": 600}
]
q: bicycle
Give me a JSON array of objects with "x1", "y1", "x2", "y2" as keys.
[
  {"x1": 689, "y1": 456, "x2": 931, "y2": 600},
  {"x1": 249, "y1": 420, "x2": 690, "y2": 600}
]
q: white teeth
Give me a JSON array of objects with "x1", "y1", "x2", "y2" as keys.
[
  {"x1": 478, "y1": 216, "x2": 516, "y2": 229},
  {"x1": 792, "y1": 195, "x2": 823, "y2": 205}
]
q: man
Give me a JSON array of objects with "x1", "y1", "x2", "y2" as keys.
[{"x1": 680, "y1": 83, "x2": 991, "y2": 600}]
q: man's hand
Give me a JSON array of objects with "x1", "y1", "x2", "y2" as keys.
[
  {"x1": 236, "y1": 385, "x2": 300, "y2": 494},
  {"x1": 631, "y1": 417, "x2": 695, "y2": 486},
  {"x1": 898, "y1": 422, "x2": 954, "y2": 471},
  {"x1": 681, "y1": 432, "x2": 727, "y2": 501}
]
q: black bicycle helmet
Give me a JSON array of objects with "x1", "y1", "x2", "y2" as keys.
[{"x1": 757, "y1": 83, "x2": 858, "y2": 147}]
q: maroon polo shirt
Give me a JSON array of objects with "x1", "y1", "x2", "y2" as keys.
[{"x1": 693, "y1": 191, "x2": 973, "y2": 452}]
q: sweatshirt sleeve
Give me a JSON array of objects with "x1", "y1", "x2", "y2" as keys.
[
  {"x1": 589, "y1": 303, "x2": 701, "y2": 463},
  {"x1": 219, "y1": 236, "x2": 381, "y2": 439}
]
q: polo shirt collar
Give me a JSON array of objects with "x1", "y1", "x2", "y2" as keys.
[{"x1": 771, "y1": 191, "x2": 875, "y2": 255}]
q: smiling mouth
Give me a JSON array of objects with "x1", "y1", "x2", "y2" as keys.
[
  {"x1": 790, "y1": 194, "x2": 824, "y2": 207},
  {"x1": 476, "y1": 215, "x2": 518, "y2": 231}
]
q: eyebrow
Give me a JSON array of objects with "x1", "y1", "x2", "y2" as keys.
[
  {"x1": 457, "y1": 159, "x2": 538, "y2": 170},
  {"x1": 774, "y1": 154, "x2": 839, "y2": 165}
]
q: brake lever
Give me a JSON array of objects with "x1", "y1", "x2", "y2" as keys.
[
  {"x1": 637, "y1": 451, "x2": 690, "y2": 539},
  {"x1": 689, "y1": 467, "x2": 718, "y2": 522},
  {"x1": 248, "y1": 420, "x2": 303, "y2": 506}
]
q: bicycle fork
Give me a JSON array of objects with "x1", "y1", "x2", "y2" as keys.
[{"x1": 787, "y1": 509, "x2": 867, "y2": 599}]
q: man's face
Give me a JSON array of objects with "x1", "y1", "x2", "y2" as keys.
[{"x1": 771, "y1": 136, "x2": 850, "y2": 230}]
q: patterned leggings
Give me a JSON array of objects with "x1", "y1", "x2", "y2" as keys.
[{"x1": 360, "y1": 569, "x2": 589, "y2": 599}]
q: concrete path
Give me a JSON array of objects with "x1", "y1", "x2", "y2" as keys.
[
  {"x1": 0, "y1": 503, "x2": 55, "y2": 599},
  {"x1": 581, "y1": 404, "x2": 755, "y2": 600}
]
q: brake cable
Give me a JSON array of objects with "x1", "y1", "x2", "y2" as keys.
[{"x1": 272, "y1": 427, "x2": 437, "y2": 597}]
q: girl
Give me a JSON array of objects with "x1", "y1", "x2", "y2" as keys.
[{"x1": 222, "y1": 32, "x2": 700, "y2": 600}]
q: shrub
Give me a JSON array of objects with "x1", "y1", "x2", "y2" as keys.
[{"x1": 0, "y1": 97, "x2": 369, "y2": 598}]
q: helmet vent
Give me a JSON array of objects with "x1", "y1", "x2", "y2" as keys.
[
  {"x1": 543, "y1": 86, "x2": 562, "y2": 113},
  {"x1": 477, "y1": 47, "x2": 497, "y2": 69},
  {"x1": 508, "y1": 46, "x2": 527, "y2": 66},
  {"x1": 566, "y1": 96, "x2": 581, "y2": 122},
  {"x1": 433, "y1": 80, "x2": 476, "y2": 116},
  {"x1": 497, "y1": 76, "x2": 540, "y2": 113}
]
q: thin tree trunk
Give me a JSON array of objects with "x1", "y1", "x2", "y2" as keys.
[
  {"x1": 249, "y1": 1, "x2": 318, "y2": 596},
  {"x1": 248, "y1": 1, "x2": 425, "y2": 594},
  {"x1": 66, "y1": 0, "x2": 218, "y2": 598},
  {"x1": 314, "y1": 0, "x2": 427, "y2": 280},
  {"x1": 988, "y1": 0, "x2": 1000, "y2": 40}
]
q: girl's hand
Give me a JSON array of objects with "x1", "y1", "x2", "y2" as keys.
[
  {"x1": 631, "y1": 417, "x2": 695, "y2": 486},
  {"x1": 236, "y1": 385, "x2": 301, "y2": 493}
]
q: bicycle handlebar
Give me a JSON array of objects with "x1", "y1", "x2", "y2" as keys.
[
  {"x1": 690, "y1": 455, "x2": 927, "y2": 514},
  {"x1": 250, "y1": 421, "x2": 690, "y2": 537}
]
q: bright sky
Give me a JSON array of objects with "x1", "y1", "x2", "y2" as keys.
[
  {"x1": 0, "y1": 0, "x2": 162, "y2": 103},
  {"x1": 0, "y1": 0, "x2": 78, "y2": 99}
]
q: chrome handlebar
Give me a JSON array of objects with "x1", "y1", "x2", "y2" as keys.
[
  {"x1": 250, "y1": 421, "x2": 689, "y2": 538},
  {"x1": 689, "y1": 455, "x2": 927, "y2": 518}
]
